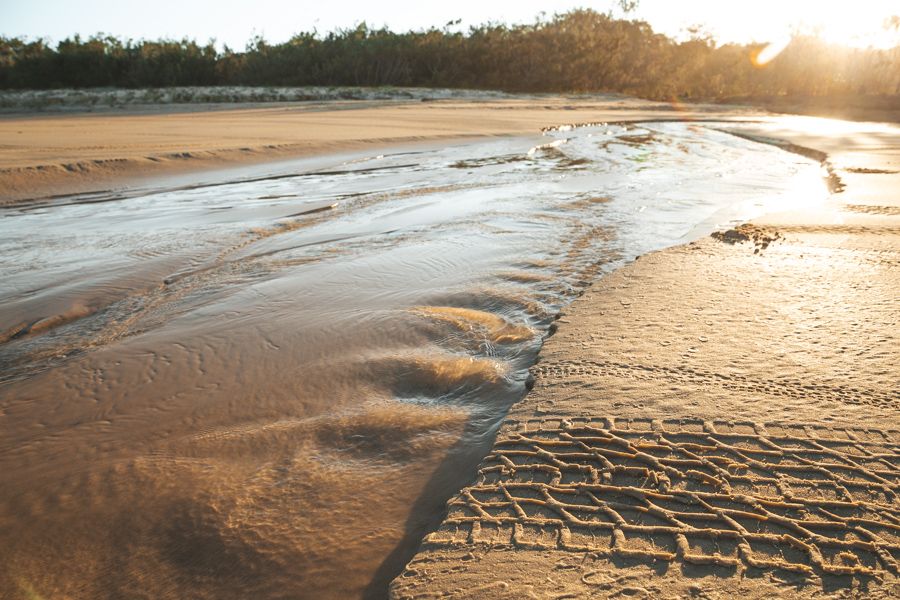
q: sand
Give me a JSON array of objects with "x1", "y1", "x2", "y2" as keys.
[
  {"x1": 3, "y1": 95, "x2": 898, "y2": 599},
  {"x1": 0, "y1": 96, "x2": 761, "y2": 204},
  {"x1": 390, "y1": 125, "x2": 900, "y2": 596}
]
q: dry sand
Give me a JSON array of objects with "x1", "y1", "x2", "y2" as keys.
[
  {"x1": 0, "y1": 96, "x2": 759, "y2": 204},
  {"x1": 390, "y1": 126, "x2": 900, "y2": 597}
]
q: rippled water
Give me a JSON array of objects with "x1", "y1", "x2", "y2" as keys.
[{"x1": 0, "y1": 121, "x2": 828, "y2": 599}]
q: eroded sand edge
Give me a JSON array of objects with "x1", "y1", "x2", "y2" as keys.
[{"x1": 390, "y1": 125, "x2": 900, "y2": 597}]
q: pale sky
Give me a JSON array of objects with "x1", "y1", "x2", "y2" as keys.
[{"x1": 1, "y1": 0, "x2": 898, "y2": 49}]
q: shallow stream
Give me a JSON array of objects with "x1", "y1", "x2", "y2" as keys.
[{"x1": 0, "y1": 120, "x2": 830, "y2": 598}]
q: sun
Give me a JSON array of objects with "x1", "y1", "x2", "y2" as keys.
[
  {"x1": 766, "y1": 0, "x2": 900, "y2": 48},
  {"x1": 786, "y1": 1, "x2": 900, "y2": 49},
  {"x1": 746, "y1": 1, "x2": 898, "y2": 66}
]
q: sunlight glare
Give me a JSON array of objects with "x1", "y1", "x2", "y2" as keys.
[
  {"x1": 768, "y1": 115, "x2": 899, "y2": 137},
  {"x1": 747, "y1": 1, "x2": 900, "y2": 51},
  {"x1": 809, "y1": 3, "x2": 900, "y2": 49}
]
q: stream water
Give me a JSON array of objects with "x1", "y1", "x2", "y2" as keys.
[{"x1": 0, "y1": 120, "x2": 830, "y2": 599}]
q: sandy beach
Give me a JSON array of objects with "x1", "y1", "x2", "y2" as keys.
[
  {"x1": 1, "y1": 96, "x2": 898, "y2": 600},
  {"x1": 391, "y1": 121, "x2": 900, "y2": 597},
  {"x1": 5, "y1": 5, "x2": 900, "y2": 600}
]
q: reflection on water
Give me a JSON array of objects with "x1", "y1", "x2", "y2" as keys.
[{"x1": 0, "y1": 121, "x2": 828, "y2": 598}]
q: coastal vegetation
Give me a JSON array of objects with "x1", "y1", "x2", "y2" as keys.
[{"x1": 1, "y1": 9, "x2": 898, "y2": 101}]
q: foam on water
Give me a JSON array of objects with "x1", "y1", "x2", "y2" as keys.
[{"x1": 0, "y1": 120, "x2": 836, "y2": 598}]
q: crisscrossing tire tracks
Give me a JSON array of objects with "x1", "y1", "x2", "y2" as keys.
[{"x1": 424, "y1": 418, "x2": 900, "y2": 579}]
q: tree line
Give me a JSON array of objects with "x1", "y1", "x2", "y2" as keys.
[{"x1": 1, "y1": 10, "x2": 898, "y2": 100}]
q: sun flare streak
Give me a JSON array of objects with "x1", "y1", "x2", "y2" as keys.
[{"x1": 752, "y1": 36, "x2": 792, "y2": 67}]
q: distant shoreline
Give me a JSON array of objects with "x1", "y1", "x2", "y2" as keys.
[
  {"x1": 2, "y1": 92, "x2": 897, "y2": 206},
  {"x1": 723, "y1": 93, "x2": 900, "y2": 125},
  {"x1": 2, "y1": 87, "x2": 898, "y2": 122},
  {"x1": 0, "y1": 94, "x2": 765, "y2": 205}
]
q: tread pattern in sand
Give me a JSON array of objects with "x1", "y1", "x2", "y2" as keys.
[
  {"x1": 424, "y1": 418, "x2": 900, "y2": 578},
  {"x1": 531, "y1": 359, "x2": 900, "y2": 410},
  {"x1": 843, "y1": 204, "x2": 900, "y2": 217}
]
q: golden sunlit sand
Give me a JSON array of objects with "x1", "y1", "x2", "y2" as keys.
[
  {"x1": 392, "y1": 121, "x2": 900, "y2": 599},
  {"x1": 2, "y1": 5, "x2": 900, "y2": 600},
  {"x1": 2, "y1": 99, "x2": 898, "y2": 600}
]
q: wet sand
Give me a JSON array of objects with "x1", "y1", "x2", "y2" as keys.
[
  {"x1": 2, "y1": 98, "x2": 898, "y2": 600},
  {"x1": 392, "y1": 124, "x2": 900, "y2": 597},
  {"x1": 4, "y1": 110, "x2": 835, "y2": 600},
  {"x1": 0, "y1": 96, "x2": 759, "y2": 204}
]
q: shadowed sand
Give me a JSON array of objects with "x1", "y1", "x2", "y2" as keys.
[{"x1": 391, "y1": 125, "x2": 900, "y2": 596}]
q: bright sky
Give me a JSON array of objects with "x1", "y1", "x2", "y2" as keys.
[{"x1": 2, "y1": 0, "x2": 898, "y2": 49}]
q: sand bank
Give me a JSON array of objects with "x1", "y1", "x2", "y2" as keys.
[
  {"x1": 8, "y1": 114, "x2": 810, "y2": 599},
  {"x1": 3, "y1": 95, "x2": 898, "y2": 599},
  {"x1": 391, "y1": 125, "x2": 900, "y2": 596},
  {"x1": 0, "y1": 96, "x2": 759, "y2": 204}
]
